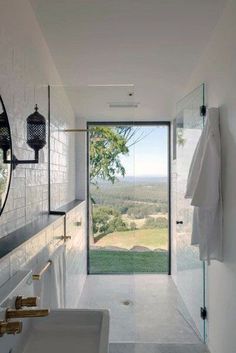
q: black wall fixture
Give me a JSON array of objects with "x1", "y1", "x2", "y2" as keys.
[
  {"x1": 0, "y1": 95, "x2": 13, "y2": 216},
  {"x1": 0, "y1": 104, "x2": 46, "y2": 169}
]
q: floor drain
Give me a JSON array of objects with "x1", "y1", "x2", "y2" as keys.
[{"x1": 122, "y1": 300, "x2": 133, "y2": 306}]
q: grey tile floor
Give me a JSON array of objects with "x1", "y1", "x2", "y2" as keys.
[
  {"x1": 109, "y1": 343, "x2": 209, "y2": 353},
  {"x1": 78, "y1": 275, "x2": 209, "y2": 352}
]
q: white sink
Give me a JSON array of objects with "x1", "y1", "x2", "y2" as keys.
[
  {"x1": 0, "y1": 271, "x2": 109, "y2": 353},
  {"x1": 15, "y1": 309, "x2": 110, "y2": 353}
]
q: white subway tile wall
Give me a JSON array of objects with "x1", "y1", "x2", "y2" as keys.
[
  {"x1": 0, "y1": 202, "x2": 87, "y2": 306},
  {"x1": 0, "y1": 0, "x2": 85, "y2": 309},
  {"x1": 0, "y1": 0, "x2": 76, "y2": 238}
]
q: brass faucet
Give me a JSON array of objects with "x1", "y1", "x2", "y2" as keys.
[
  {"x1": 15, "y1": 296, "x2": 39, "y2": 310},
  {"x1": 0, "y1": 298, "x2": 50, "y2": 338},
  {"x1": 0, "y1": 321, "x2": 22, "y2": 336},
  {"x1": 6, "y1": 308, "x2": 49, "y2": 320}
]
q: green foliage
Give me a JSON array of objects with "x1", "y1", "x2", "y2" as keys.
[
  {"x1": 92, "y1": 205, "x2": 128, "y2": 237},
  {"x1": 108, "y1": 215, "x2": 128, "y2": 233},
  {"x1": 129, "y1": 222, "x2": 137, "y2": 230},
  {"x1": 127, "y1": 204, "x2": 162, "y2": 219},
  {"x1": 89, "y1": 125, "x2": 165, "y2": 186},
  {"x1": 120, "y1": 205, "x2": 129, "y2": 214},
  {"x1": 142, "y1": 217, "x2": 168, "y2": 229},
  {"x1": 89, "y1": 127, "x2": 129, "y2": 184},
  {"x1": 127, "y1": 206, "x2": 148, "y2": 219}
]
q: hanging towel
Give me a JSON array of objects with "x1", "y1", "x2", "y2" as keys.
[
  {"x1": 185, "y1": 107, "x2": 223, "y2": 263},
  {"x1": 34, "y1": 244, "x2": 66, "y2": 309}
]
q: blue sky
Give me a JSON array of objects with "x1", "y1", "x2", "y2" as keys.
[{"x1": 119, "y1": 126, "x2": 168, "y2": 177}]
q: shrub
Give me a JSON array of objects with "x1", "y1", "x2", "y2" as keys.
[
  {"x1": 92, "y1": 205, "x2": 128, "y2": 236},
  {"x1": 127, "y1": 204, "x2": 161, "y2": 219},
  {"x1": 120, "y1": 206, "x2": 129, "y2": 214},
  {"x1": 130, "y1": 222, "x2": 137, "y2": 230},
  {"x1": 142, "y1": 217, "x2": 168, "y2": 229}
]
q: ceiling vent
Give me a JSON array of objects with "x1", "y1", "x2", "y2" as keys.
[{"x1": 108, "y1": 102, "x2": 140, "y2": 108}]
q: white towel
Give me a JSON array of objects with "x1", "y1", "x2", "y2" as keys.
[
  {"x1": 185, "y1": 108, "x2": 223, "y2": 263},
  {"x1": 34, "y1": 244, "x2": 66, "y2": 309}
]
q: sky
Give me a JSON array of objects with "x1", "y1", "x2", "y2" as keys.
[{"x1": 119, "y1": 126, "x2": 168, "y2": 177}]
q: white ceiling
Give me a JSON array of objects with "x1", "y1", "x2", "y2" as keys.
[{"x1": 30, "y1": 0, "x2": 228, "y2": 120}]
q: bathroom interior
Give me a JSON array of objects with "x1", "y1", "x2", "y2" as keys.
[{"x1": 0, "y1": 1, "x2": 236, "y2": 353}]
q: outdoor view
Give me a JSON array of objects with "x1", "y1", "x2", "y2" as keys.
[{"x1": 89, "y1": 125, "x2": 169, "y2": 274}]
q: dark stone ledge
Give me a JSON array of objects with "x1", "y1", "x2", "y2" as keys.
[
  {"x1": 0, "y1": 214, "x2": 61, "y2": 260},
  {"x1": 0, "y1": 199, "x2": 85, "y2": 260},
  {"x1": 55, "y1": 199, "x2": 85, "y2": 214}
]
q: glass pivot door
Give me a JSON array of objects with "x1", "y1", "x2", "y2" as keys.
[{"x1": 175, "y1": 84, "x2": 206, "y2": 341}]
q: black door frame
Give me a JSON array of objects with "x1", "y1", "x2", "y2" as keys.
[{"x1": 86, "y1": 121, "x2": 171, "y2": 275}]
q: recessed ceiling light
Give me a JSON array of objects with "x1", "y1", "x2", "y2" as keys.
[
  {"x1": 108, "y1": 102, "x2": 140, "y2": 108},
  {"x1": 87, "y1": 84, "x2": 134, "y2": 87}
]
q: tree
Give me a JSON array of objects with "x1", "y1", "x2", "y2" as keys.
[
  {"x1": 89, "y1": 126, "x2": 153, "y2": 184},
  {"x1": 92, "y1": 205, "x2": 128, "y2": 241},
  {"x1": 89, "y1": 126, "x2": 153, "y2": 242},
  {"x1": 89, "y1": 127, "x2": 129, "y2": 185}
]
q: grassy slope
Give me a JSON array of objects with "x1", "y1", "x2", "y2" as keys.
[
  {"x1": 94, "y1": 228, "x2": 168, "y2": 250},
  {"x1": 90, "y1": 250, "x2": 168, "y2": 273},
  {"x1": 90, "y1": 180, "x2": 168, "y2": 273}
]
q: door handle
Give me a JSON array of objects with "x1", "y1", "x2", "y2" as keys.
[{"x1": 176, "y1": 221, "x2": 183, "y2": 225}]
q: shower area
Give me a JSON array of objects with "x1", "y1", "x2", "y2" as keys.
[{"x1": 50, "y1": 84, "x2": 207, "y2": 352}]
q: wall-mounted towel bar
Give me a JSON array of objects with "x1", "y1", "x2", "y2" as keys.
[
  {"x1": 32, "y1": 233, "x2": 70, "y2": 281},
  {"x1": 32, "y1": 260, "x2": 52, "y2": 281}
]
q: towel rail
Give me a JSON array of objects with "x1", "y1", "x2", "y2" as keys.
[
  {"x1": 32, "y1": 260, "x2": 52, "y2": 281},
  {"x1": 32, "y1": 234, "x2": 69, "y2": 281}
]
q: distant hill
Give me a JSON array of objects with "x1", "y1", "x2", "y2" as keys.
[
  {"x1": 91, "y1": 175, "x2": 168, "y2": 213},
  {"x1": 119, "y1": 176, "x2": 168, "y2": 184},
  {"x1": 94, "y1": 176, "x2": 168, "y2": 185}
]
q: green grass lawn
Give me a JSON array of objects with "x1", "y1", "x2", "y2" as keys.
[
  {"x1": 89, "y1": 250, "x2": 168, "y2": 274},
  {"x1": 94, "y1": 228, "x2": 168, "y2": 250}
]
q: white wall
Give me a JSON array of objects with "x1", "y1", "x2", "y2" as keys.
[
  {"x1": 0, "y1": 0, "x2": 88, "y2": 313},
  {"x1": 181, "y1": 1, "x2": 236, "y2": 352},
  {"x1": 0, "y1": 0, "x2": 76, "y2": 236}
]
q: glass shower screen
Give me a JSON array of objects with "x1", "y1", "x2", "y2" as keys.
[{"x1": 174, "y1": 83, "x2": 207, "y2": 341}]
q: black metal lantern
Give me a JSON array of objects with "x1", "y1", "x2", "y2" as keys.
[
  {"x1": 0, "y1": 111, "x2": 11, "y2": 155},
  {"x1": 27, "y1": 104, "x2": 46, "y2": 162},
  {"x1": 0, "y1": 103, "x2": 46, "y2": 169}
]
